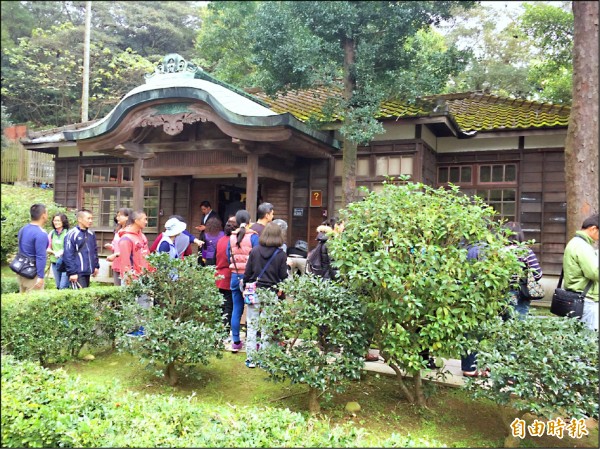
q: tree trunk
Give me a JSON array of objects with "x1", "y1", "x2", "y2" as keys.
[
  {"x1": 164, "y1": 361, "x2": 178, "y2": 386},
  {"x1": 414, "y1": 371, "x2": 426, "y2": 407},
  {"x1": 564, "y1": 1, "x2": 599, "y2": 237},
  {"x1": 342, "y1": 36, "x2": 357, "y2": 207},
  {"x1": 307, "y1": 386, "x2": 320, "y2": 414},
  {"x1": 387, "y1": 362, "x2": 415, "y2": 403}
]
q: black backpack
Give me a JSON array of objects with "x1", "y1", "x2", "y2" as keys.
[{"x1": 306, "y1": 241, "x2": 326, "y2": 277}]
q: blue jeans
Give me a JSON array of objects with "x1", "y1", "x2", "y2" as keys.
[
  {"x1": 510, "y1": 290, "x2": 530, "y2": 320},
  {"x1": 51, "y1": 262, "x2": 69, "y2": 289},
  {"x1": 230, "y1": 272, "x2": 245, "y2": 343}
]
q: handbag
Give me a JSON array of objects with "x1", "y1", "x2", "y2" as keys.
[
  {"x1": 9, "y1": 252, "x2": 37, "y2": 279},
  {"x1": 550, "y1": 269, "x2": 593, "y2": 319},
  {"x1": 519, "y1": 271, "x2": 545, "y2": 300},
  {"x1": 243, "y1": 249, "x2": 280, "y2": 305}
]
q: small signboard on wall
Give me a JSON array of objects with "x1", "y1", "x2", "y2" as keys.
[
  {"x1": 293, "y1": 208, "x2": 304, "y2": 217},
  {"x1": 310, "y1": 190, "x2": 323, "y2": 207}
]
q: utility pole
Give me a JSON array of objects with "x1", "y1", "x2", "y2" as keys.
[{"x1": 81, "y1": 1, "x2": 91, "y2": 122}]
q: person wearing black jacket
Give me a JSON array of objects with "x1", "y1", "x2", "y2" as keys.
[{"x1": 242, "y1": 222, "x2": 288, "y2": 368}]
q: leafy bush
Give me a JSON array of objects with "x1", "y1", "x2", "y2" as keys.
[
  {"x1": 1, "y1": 286, "x2": 133, "y2": 364},
  {"x1": 253, "y1": 275, "x2": 370, "y2": 414},
  {"x1": 465, "y1": 316, "x2": 599, "y2": 420},
  {"x1": 328, "y1": 181, "x2": 524, "y2": 406},
  {"x1": 0, "y1": 184, "x2": 76, "y2": 264},
  {"x1": 2, "y1": 356, "x2": 369, "y2": 448},
  {"x1": 117, "y1": 253, "x2": 227, "y2": 385},
  {"x1": 1, "y1": 275, "x2": 19, "y2": 294}
]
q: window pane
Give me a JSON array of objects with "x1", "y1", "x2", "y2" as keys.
[
  {"x1": 375, "y1": 157, "x2": 388, "y2": 176},
  {"x1": 492, "y1": 165, "x2": 503, "y2": 182},
  {"x1": 505, "y1": 164, "x2": 516, "y2": 182},
  {"x1": 84, "y1": 168, "x2": 93, "y2": 183},
  {"x1": 109, "y1": 167, "x2": 118, "y2": 182},
  {"x1": 438, "y1": 167, "x2": 448, "y2": 183},
  {"x1": 122, "y1": 166, "x2": 133, "y2": 182},
  {"x1": 503, "y1": 202, "x2": 516, "y2": 216},
  {"x1": 389, "y1": 157, "x2": 401, "y2": 175},
  {"x1": 503, "y1": 189, "x2": 516, "y2": 201},
  {"x1": 449, "y1": 167, "x2": 460, "y2": 182},
  {"x1": 334, "y1": 159, "x2": 343, "y2": 177},
  {"x1": 489, "y1": 189, "x2": 503, "y2": 201},
  {"x1": 400, "y1": 156, "x2": 413, "y2": 175},
  {"x1": 461, "y1": 167, "x2": 472, "y2": 183},
  {"x1": 480, "y1": 166, "x2": 491, "y2": 182},
  {"x1": 357, "y1": 158, "x2": 369, "y2": 176}
]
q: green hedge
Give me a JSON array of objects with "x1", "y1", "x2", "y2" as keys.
[
  {"x1": 1, "y1": 275, "x2": 19, "y2": 294},
  {"x1": 1, "y1": 286, "x2": 135, "y2": 364},
  {"x1": 1, "y1": 356, "x2": 371, "y2": 448}
]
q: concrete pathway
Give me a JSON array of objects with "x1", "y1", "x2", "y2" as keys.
[{"x1": 363, "y1": 350, "x2": 465, "y2": 387}]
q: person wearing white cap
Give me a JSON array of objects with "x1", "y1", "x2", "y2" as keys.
[{"x1": 157, "y1": 218, "x2": 188, "y2": 259}]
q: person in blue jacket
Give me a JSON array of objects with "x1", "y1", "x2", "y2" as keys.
[{"x1": 63, "y1": 209, "x2": 99, "y2": 288}]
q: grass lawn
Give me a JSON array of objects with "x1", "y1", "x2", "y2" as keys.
[{"x1": 58, "y1": 349, "x2": 598, "y2": 448}]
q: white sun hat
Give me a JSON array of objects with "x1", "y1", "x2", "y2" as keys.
[{"x1": 164, "y1": 218, "x2": 187, "y2": 237}]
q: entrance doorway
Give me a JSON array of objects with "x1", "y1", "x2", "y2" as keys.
[{"x1": 218, "y1": 184, "x2": 247, "y2": 223}]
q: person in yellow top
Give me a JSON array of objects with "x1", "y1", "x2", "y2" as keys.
[{"x1": 563, "y1": 214, "x2": 599, "y2": 331}]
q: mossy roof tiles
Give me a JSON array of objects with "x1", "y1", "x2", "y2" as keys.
[{"x1": 253, "y1": 90, "x2": 570, "y2": 133}]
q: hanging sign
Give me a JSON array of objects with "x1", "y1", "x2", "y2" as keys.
[{"x1": 310, "y1": 190, "x2": 322, "y2": 207}]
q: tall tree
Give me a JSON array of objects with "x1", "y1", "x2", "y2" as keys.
[
  {"x1": 247, "y1": 1, "x2": 473, "y2": 206},
  {"x1": 564, "y1": 1, "x2": 599, "y2": 236}
]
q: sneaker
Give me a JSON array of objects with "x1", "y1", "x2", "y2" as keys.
[
  {"x1": 245, "y1": 359, "x2": 256, "y2": 368},
  {"x1": 126, "y1": 326, "x2": 145, "y2": 337},
  {"x1": 231, "y1": 341, "x2": 243, "y2": 353}
]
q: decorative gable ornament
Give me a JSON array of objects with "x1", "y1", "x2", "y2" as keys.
[{"x1": 145, "y1": 53, "x2": 198, "y2": 84}]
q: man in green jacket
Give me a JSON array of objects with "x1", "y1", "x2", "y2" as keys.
[{"x1": 563, "y1": 214, "x2": 599, "y2": 331}]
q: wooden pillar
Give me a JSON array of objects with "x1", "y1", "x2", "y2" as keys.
[
  {"x1": 133, "y1": 157, "x2": 144, "y2": 211},
  {"x1": 246, "y1": 153, "x2": 259, "y2": 222}
]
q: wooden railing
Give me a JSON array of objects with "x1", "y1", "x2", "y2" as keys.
[{"x1": 1, "y1": 143, "x2": 54, "y2": 186}]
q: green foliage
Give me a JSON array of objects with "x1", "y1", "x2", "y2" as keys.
[
  {"x1": 0, "y1": 184, "x2": 73, "y2": 264},
  {"x1": 1, "y1": 276, "x2": 19, "y2": 294},
  {"x1": 442, "y1": 1, "x2": 573, "y2": 104},
  {"x1": 2, "y1": 22, "x2": 154, "y2": 127},
  {"x1": 253, "y1": 275, "x2": 370, "y2": 408},
  {"x1": 328, "y1": 181, "x2": 523, "y2": 392},
  {"x1": 117, "y1": 253, "x2": 226, "y2": 384},
  {"x1": 1, "y1": 103, "x2": 12, "y2": 150},
  {"x1": 2, "y1": 355, "x2": 368, "y2": 448},
  {"x1": 465, "y1": 316, "x2": 599, "y2": 420},
  {"x1": 1, "y1": 287, "x2": 133, "y2": 364}
]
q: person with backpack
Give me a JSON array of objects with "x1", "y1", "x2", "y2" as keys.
[
  {"x1": 242, "y1": 222, "x2": 289, "y2": 368},
  {"x1": 227, "y1": 210, "x2": 260, "y2": 353},
  {"x1": 306, "y1": 220, "x2": 337, "y2": 280}
]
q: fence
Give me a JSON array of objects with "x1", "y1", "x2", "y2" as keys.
[{"x1": 1, "y1": 142, "x2": 55, "y2": 186}]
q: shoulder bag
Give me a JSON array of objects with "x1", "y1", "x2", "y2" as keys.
[
  {"x1": 550, "y1": 269, "x2": 593, "y2": 319},
  {"x1": 243, "y1": 249, "x2": 281, "y2": 305},
  {"x1": 9, "y1": 228, "x2": 38, "y2": 279},
  {"x1": 519, "y1": 271, "x2": 545, "y2": 300}
]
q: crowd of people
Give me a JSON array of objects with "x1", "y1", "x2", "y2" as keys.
[{"x1": 13, "y1": 202, "x2": 600, "y2": 372}]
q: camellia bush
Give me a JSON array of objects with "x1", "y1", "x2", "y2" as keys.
[
  {"x1": 117, "y1": 253, "x2": 226, "y2": 386},
  {"x1": 253, "y1": 275, "x2": 370, "y2": 414},
  {"x1": 328, "y1": 180, "x2": 524, "y2": 406},
  {"x1": 1, "y1": 286, "x2": 134, "y2": 364},
  {"x1": 464, "y1": 315, "x2": 598, "y2": 445}
]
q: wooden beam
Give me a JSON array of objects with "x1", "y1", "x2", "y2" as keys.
[
  {"x1": 145, "y1": 139, "x2": 237, "y2": 152},
  {"x1": 142, "y1": 164, "x2": 247, "y2": 177},
  {"x1": 133, "y1": 157, "x2": 144, "y2": 210},
  {"x1": 257, "y1": 166, "x2": 294, "y2": 183},
  {"x1": 246, "y1": 153, "x2": 259, "y2": 221}
]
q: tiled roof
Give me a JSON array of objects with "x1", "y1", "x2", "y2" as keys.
[{"x1": 253, "y1": 89, "x2": 570, "y2": 133}]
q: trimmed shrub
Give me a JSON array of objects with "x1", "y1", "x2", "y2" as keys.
[
  {"x1": 465, "y1": 316, "x2": 599, "y2": 420},
  {"x1": 1, "y1": 275, "x2": 19, "y2": 294},
  {"x1": 117, "y1": 253, "x2": 227, "y2": 385},
  {"x1": 1, "y1": 286, "x2": 134, "y2": 364},
  {"x1": 1, "y1": 356, "x2": 369, "y2": 448},
  {"x1": 253, "y1": 275, "x2": 370, "y2": 414}
]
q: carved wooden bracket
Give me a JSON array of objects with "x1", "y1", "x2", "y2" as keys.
[{"x1": 140, "y1": 112, "x2": 208, "y2": 136}]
